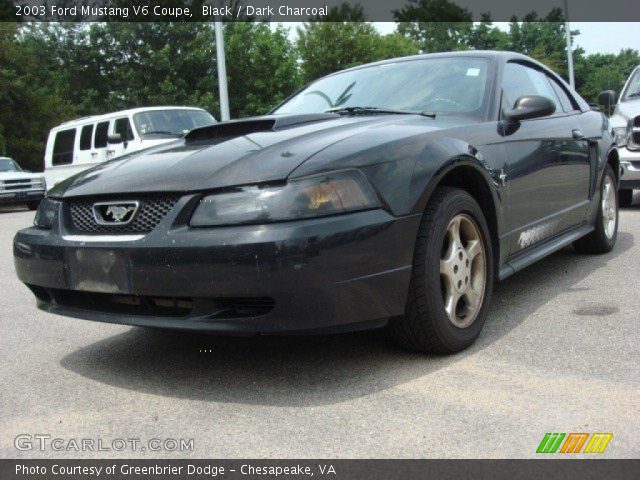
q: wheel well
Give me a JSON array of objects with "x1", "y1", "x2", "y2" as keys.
[
  {"x1": 438, "y1": 165, "x2": 500, "y2": 274},
  {"x1": 607, "y1": 149, "x2": 620, "y2": 184}
]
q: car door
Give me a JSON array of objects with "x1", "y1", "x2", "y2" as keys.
[{"x1": 500, "y1": 61, "x2": 591, "y2": 255}]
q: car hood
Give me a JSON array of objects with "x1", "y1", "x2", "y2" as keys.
[
  {"x1": 50, "y1": 113, "x2": 467, "y2": 198},
  {"x1": 0, "y1": 171, "x2": 42, "y2": 181}
]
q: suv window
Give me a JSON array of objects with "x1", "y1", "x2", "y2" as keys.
[
  {"x1": 52, "y1": 129, "x2": 76, "y2": 166},
  {"x1": 547, "y1": 76, "x2": 579, "y2": 112},
  {"x1": 622, "y1": 68, "x2": 640, "y2": 101},
  {"x1": 94, "y1": 121, "x2": 109, "y2": 148},
  {"x1": 79, "y1": 124, "x2": 94, "y2": 151},
  {"x1": 114, "y1": 117, "x2": 135, "y2": 141},
  {"x1": 502, "y1": 62, "x2": 561, "y2": 115}
]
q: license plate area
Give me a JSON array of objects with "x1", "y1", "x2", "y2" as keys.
[{"x1": 65, "y1": 248, "x2": 131, "y2": 294}]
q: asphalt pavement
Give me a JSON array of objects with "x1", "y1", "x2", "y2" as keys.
[{"x1": 1, "y1": 200, "x2": 638, "y2": 458}]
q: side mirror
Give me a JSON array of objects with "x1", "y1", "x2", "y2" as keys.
[
  {"x1": 597, "y1": 90, "x2": 616, "y2": 116},
  {"x1": 504, "y1": 95, "x2": 556, "y2": 121},
  {"x1": 107, "y1": 133, "x2": 123, "y2": 144}
]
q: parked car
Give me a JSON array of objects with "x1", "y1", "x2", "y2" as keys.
[
  {"x1": 600, "y1": 65, "x2": 640, "y2": 207},
  {"x1": 43, "y1": 106, "x2": 216, "y2": 189},
  {"x1": 14, "y1": 51, "x2": 619, "y2": 353},
  {"x1": 0, "y1": 157, "x2": 45, "y2": 210}
]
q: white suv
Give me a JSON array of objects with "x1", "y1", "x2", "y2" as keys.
[
  {"x1": 0, "y1": 157, "x2": 45, "y2": 210},
  {"x1": 605, "y1": 66, "x2": 640, "y2": 207}
]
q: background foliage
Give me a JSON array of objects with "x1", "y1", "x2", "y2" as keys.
[{"x1": 1, "y1": 3, "x2": 638, "y2": 170}]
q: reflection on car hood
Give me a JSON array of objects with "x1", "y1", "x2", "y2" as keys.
[{"x1": 50, "y1": 113, "x2": 470, "y2": 198}]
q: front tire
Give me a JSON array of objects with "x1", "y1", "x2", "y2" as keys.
[
  {"x1": 388, "y1": 187, "x2": 494, "y2": 354},
  {"x1": 619, "y1": 189, "x2": 633, "y2": 208},
  {"x1": 27, "y1": 200, "x2": 40, "y2": 211},
  {"x1": 573, "y1": 164, "x2": 618, "y2": 254}
]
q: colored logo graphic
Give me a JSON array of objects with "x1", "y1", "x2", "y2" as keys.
[{"x1": 537, "y1": 433, "x2": 613, "y2": 454}]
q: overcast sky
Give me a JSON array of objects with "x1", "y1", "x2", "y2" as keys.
[{"x1": 281, "y1": 22, "x2": 639, "y2": 56}]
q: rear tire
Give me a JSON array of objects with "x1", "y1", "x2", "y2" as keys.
[
  {"x1": 619, "y1": 189, "x2": 633, "y2": 208},
  {"x1": 27, "y1": 200, "x2": 40, "y2": 211},
  {"x1": 573, "y1": 164, "x2": 618, "y2": 254},
  {"x1": 388, "y1": 187, "x2": 494, "y2": 354}
]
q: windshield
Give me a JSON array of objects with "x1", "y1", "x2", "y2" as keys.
[
  {"x1": 622, "y1": 68, "x2": 640, "y2": 101},
  {"x1": 274, "y1": 57, "x2": 492, "y2": 118},
  {"x1": 0, "y1": 158, "x2": 21, "y2": 172},
  {"x1": 133, "y1": 109, "x2": 216, "y2": 137}
]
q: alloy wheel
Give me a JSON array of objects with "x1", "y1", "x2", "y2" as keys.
[
  {"x1": 439, "y1": 214, "x2": 487, "y2": 329},
  {"x1": 602, "y1": 175, "x2": 617, "y2": 239}
]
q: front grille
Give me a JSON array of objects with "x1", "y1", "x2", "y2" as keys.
[
  {"x1": 29, "y1": 286, "x2": 275, "y2": 319},
  {"x1": 67, "y1": 195, "x2": 180, "y2": 234},
  {"x1": 0, "y1": 179, "x2": 43, "y2": 191},
  {"x1": 632, "y1": 131, "x2": 640, "y2": 147},
  {"x1": 633, "y1": 116, "x2": 640, "y2": 128}
]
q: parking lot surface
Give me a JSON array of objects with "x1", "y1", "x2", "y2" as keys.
[{"x1": 1, "y1": 203, "x2": 639, "y2": 458}]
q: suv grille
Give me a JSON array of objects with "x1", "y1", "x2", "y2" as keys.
[{"x1": 67, "y1": 195, "x2": 180, "y2": 234}]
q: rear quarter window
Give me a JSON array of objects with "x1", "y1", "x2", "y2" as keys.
[{"x1": 547, "y1": 76, "x2": 579, "y2": 112}]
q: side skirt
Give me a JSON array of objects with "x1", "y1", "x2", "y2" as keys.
[{"x1": 498, "y1": 224, "x2": 595, "y2": 281}]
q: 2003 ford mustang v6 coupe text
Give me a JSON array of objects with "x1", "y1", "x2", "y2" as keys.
[{"x1": 14, "y1": 51, "x2": 619, "y2": 353}]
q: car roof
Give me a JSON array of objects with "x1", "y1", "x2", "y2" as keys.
[
  {"x1": 333, "y1": 50, "x2": 545, "y2": 74},
  {"x1": 52, "y1": 106, "x2": 208, "y2": 131}
]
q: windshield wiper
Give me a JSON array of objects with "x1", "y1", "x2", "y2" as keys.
[
  {"x1": 627, "y1": 92, "x2": 640, "y2": 98},
  {"x1": 326, "y1": 106, "x2": 436, "y2": 118}
]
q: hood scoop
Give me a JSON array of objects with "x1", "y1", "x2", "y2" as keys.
[{"x1": 185, "y1": 113, "x2": 339, "y2": 143}]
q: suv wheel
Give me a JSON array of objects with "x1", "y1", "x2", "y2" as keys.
[{"x1": 388, "y1": 187, "x2": 494, "y2": 354}]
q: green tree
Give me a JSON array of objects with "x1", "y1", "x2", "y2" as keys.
[
  {"x1": 297, "y1": 21, "x2": 381, "y2": 83},
  {"x1": 467, "y1": 14, "x2": 509, "y2": 51},
  {"x1": 574, "y1": 48, "x2": 640, "y2": 103},
  {"x1": 224, "y1": 22, "x2": 301, "y2": 117},
  {"x1": 374, "y1": 33, "x2": 421, "y2": 60},
  {"x1": 507, "y1": 9, "x2": 579, "y2": 77},
  {"x1": 393, "y1": 0, "x2": 473, "y2": 53},
  {"x1": 0, "y1": 23, "x2": 74, "y2": 170}
]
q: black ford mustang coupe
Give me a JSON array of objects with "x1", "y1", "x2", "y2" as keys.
[{"x1": 14, "y1": 51, "x2": 619, "y2": 353}]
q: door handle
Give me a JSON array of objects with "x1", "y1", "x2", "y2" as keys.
[{"x1": 572, "y1": 129, "x2": 584, "y2": 139}]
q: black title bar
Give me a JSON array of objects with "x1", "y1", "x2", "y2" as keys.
[
  {"x1": 3, "y1": 0, "x2": 640, "y2": 22},
  {"x1": 1, "y1": 459, "x2": 639, "y2": 480}
]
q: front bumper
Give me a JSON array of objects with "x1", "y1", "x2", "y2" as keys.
[
  {"x1": 619, "y1": 147, "x2": 640, "y2": 189},
  {"x1": 0, "y1": 189, "x2": 44, "y2": 205},
  {"x1": 14, "y1": 201, "x2": 420, "y2": 334}
]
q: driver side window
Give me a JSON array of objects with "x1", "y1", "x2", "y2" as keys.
[{"x1": 502, "y1": 62, "x2": 561, "y2": 115}]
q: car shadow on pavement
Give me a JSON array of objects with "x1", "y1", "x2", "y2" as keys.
[{"x1": 60, "y1": 231, "x2": 634, "y2": 407}]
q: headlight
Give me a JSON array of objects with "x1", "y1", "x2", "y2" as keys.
[
  {"x1": 612, "y1": 126, "x2": 629, "y2": 147},
  {"x1": 34, "y1": 197, "x2": 60, "y2": 229},
  {"x1": 190, "y1": 170, "x2": 380, "y2": 227}
]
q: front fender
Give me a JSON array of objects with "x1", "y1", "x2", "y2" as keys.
[{"x1": 288, "y1": 123, "x2": 503, "y2": 217}]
